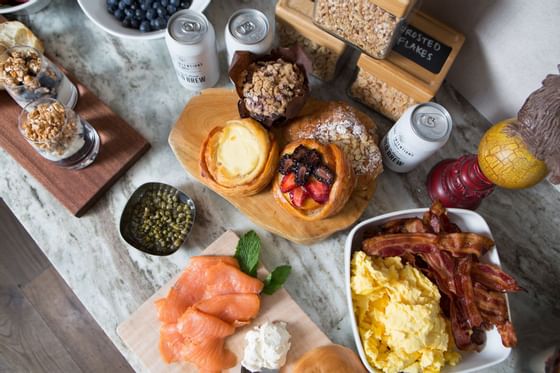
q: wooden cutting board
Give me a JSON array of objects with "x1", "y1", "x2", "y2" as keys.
[
  {"x1": 168, "y1": 88, "x2": 376, "y2": 244},
  {"x1": 117, "y1": 230, "x2": 331, "y2": 372}
]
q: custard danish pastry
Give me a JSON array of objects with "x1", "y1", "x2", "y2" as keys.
[{"x1": 199, "y1": 118, "x2": 279, "y2": 196}]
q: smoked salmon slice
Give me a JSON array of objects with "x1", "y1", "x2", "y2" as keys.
[
  {"x1": 177, "y1": 308, "x2": 235, "y2": 342},
  {"x1": 194, "y1": 293, "x2": 260, "y2": 325},
  {"x1": 182, "y1": 338, "x2": 237, "y2": 372},
  {"x1": 156, "y1": 256, "x2": 241, "y2": 324},
  {"x1": 204, "y1": 262, "x2": 264, "y2": 298},
  {"x1": 159, "y1": 324, "x2": 184, "y2": 363}
]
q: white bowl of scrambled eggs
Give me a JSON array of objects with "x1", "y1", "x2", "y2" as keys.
[{"x1": 344, "y1": 208, "x2": 512, "y2": 373}]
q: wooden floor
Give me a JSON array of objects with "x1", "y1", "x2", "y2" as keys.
[{"x1": 0, "y1": 199, "x2": 133, "y2": 373}]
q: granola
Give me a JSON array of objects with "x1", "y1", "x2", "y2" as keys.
[
  {"x1": 0, "y1": 48, "x2": 43, "y2": 89},
  {"x1": 21, "y1": 101, "x2": 78, "y2": 156},
  {"x1": 314, "y1": 0, "x2": 399, "y2": 59},
  {"x1": 277, "y1": 21, "x2": 339, "y2": 81},
  {"x1": 242, "y1": 58, "x2": 305, "y2": 118},
  {"x1": 350, "y1": 68, "x2": 416, "y2": 120}
]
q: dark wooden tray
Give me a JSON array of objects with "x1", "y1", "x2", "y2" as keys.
[{"x1": 0, "y1": 72, "x2": 150, "y2": 217}]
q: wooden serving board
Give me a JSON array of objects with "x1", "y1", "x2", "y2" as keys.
[
  {"x1": 168, "y1": 88, "x2": 376, "y2": 245},
  {"x1": 0, "y1": 64, "x2": 150, "y2": 217},
  {"x1": 117, "y1": 230, "x2": 331, "y2": 372}
]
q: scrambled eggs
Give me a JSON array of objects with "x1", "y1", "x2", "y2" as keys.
[{"x1": 351, "y1": 251, "x2": 461, "y2": 373}]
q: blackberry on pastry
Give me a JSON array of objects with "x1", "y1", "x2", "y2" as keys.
[{"x1": 273, "y1": 139, "x2": 355, "y2": 221}]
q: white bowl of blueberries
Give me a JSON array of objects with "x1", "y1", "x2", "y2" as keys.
[{"x1": 78, "y1": 0, "x2": 211, "y2": 40}]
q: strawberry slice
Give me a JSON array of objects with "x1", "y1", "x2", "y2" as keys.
[
  {"x1": 289, "y1": 186, "x2": 308, "y2": 208},
  {"x1": 306, "y1": 179, "x2": 330, "y2": 203},
  {"x1": 280, "y1": 173, "x2": 297, "y2": 193}
]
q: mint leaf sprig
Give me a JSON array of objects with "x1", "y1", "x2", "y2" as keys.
[{"x1": 234, "y1": 230, "x2": 292, "y2": 295}]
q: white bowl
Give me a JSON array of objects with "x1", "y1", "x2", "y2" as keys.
[
  {"x1": 344, "y1": 208, "x2": 512, "y2": 373},
  {"x1": 77, "y1": 0, "x2": 211, "y2": 40},
  {"x1": 0, "y1": 0, "x2": 51, "y2": 15}
]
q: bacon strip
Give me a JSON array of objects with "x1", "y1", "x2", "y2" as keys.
[
  {"x1": 421, "y1": 251, "x2": 456, "y2": 295},
  {"x1": 497, "y1": 321, "x2": 518, "y2": 347},
  {"x1": 438, "y1": 233, "x2": 494, "y2": 257},
  {"x1": 454, "y1": 256, "x2": 483, "y2": 328},
  {"x1": 362, "y1": 232, "x2": 494, "y2": 258},
  {"x1": 362, "y1": 233, "x2": 438, "y2": 257},
  {"x1": 472, "y1": 263, "x2": 523, "y2": 292},
  {"x1": 380, "y1": 218, "x2": 429, "y2": 234},
  {"x1": 473, "y1": 283, "x2": 518, "y2": 347},
  {"x1": 473, "y1": 283, "x2": 508, "y2": 323},
  {"x1": 422, "y1": 200, "x2": 461, "y2": 233},
  {"x1": 450, "y1": 300, "x2": 484, "y2": 351}
]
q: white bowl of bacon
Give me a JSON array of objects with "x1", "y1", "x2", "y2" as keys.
[{"x1": 344, "y1": 202, "x2": 522, "y2": 373}]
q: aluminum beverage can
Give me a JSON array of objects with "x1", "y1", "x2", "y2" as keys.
[
  {"x1": 165, "y1": 10, "x2": 219, "y2": 90},
  {"x1": 381, "y1": 102, "x2": 453, "y2": 173},
  {"x1": 225, "y1": 8, "x2": 273, "y2": 65}
]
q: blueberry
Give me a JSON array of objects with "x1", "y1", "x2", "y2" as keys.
[
  {"x1": 131, "y1": 18, "x2": 140, "y2": 28},
  {"x1": 166, "y1": 5, "x2": 176, "y2": 14},
  {"x1": 179, "y1": 0, "x2": 191, "y2": 9},
  {"x1": 107, "y1": 5, "x2": 117, "y2": 13},
  {"x1": 139, "y1": 20, "x2": 151, "y2": 32},
  {"x1": 169, "y1": 0, "x2": 179, "y2": 5},
  {"x1": 135, "y1": 8, "x2": 144, "y2": 18},
  {"x1": 107, "y1": 0, "x2": 118, "y2": 6},
  {"x1": 124, "y1": 7, "x2": 134, "y2": 17},
  {"x1": 156, "y1": 6, "x2": 166, "y2": 16},
  {"x1": 124, "y1": 0, "x2": 133, "y2": 5},
  {"x1": 160, "y1": 0, "x2": 168, "y2": 6},
  {"x1": 153, "y1": 16, "x2": 166, "y2": 29},
  {"x1": 114, "y1": 8, "x2": 125, "y2": 20},
  {"x1": 130, "y1": 3, "x2": 137, "y2": 10},
  {"x1": 152, "y1": 2, "x2": 159, "y2": 8},
  {"x1": 146, "y1": 8, "x2": 157, "y2": 19},
  {"x1": 122, "y1": 17, "x2": 132, "y2": 28},
  {"x1": 150, "y1": 18, "x2": 157, "y2": 28}
]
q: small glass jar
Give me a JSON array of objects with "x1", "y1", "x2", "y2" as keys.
[
  {"x1": 19, "y1": 98, "x2": 99, "y2": 169},
  {"x1": 0, "y1": 45, "x2": 78, "y2": 108},
  {"x1": 313, "y1": 0, "x2": 415, "y2": 59}
]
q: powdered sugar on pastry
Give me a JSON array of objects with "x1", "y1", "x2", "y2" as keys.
[{"x1": 310, "y1": 106, "x2": 382, "y2": 177}]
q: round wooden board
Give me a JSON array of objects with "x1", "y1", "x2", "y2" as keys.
[{"x1": 168, "y1": 88, "x2": 376, "y2": 244}]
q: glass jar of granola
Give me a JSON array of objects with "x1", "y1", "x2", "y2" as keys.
[
  {"x1": 19, "y1": 98, "x2": 99, "y2": 169},
  {"x1": 313, "y1": 0, "x2": 417, "y2": 59},
  {"x1": 0, "y1": 46, "x2": 78, "y2": 108}
]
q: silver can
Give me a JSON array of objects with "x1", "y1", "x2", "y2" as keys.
[
  {"x1": 165, "y1": 10, "x2": 219, "y2": 91},
  {"x1": 225, "y1": 8, "x2": 273, "y2": 65},
  {"x1": 381, "y1": 102, "x2": 453, "y2": 173}
]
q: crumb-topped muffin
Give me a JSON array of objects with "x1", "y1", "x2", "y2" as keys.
[
  {"x1": 229, "y1": 46, "x2": 312, "y2": 128},
  {"x1": 242, "y1": 58, "x2": 305, "y2": 120}
]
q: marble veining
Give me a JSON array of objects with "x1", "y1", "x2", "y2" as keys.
[{"x1": 1, "y1": 1, "x2": 559, "y2": 372}]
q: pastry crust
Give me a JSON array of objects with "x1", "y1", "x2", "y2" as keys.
[
  {"x1": 200, "y1": 118, "x2": 279, "y2": 197},
  {"x1": 273, "y1": 139, "x2": 355, "y2": 221}
]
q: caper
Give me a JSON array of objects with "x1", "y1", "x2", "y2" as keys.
[{"x1": 129, "y1": 187, "x2": 192, "y2": 253}]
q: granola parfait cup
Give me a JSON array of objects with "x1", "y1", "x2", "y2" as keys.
[
  {"x1": 19, "y1": 98, "x2": 100, "y2": 169},
  {"x1": 0, "y1": 45, "x2": 78, "y2": 109}
]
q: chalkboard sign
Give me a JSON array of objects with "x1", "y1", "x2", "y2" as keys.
[{"x1": 393, "y1": 23, "x2": 452, "y2": 74}]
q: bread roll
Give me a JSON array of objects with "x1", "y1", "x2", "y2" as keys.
[{"x1": 293, "y1": 344, "x2": 367, "y2": 373}]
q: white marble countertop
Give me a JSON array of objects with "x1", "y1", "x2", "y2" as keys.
[{"x1": 2, "y1": 1, "x2": 559, "y2": 372}]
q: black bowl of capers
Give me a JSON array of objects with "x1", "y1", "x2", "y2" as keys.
[{"x1": 119, "y1": 182, "x2": 196, "y2": 256}]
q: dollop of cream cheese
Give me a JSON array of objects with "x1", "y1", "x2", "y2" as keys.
[{"x1": 241, "y1": 321, "x2": 291, "y2": 372}]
